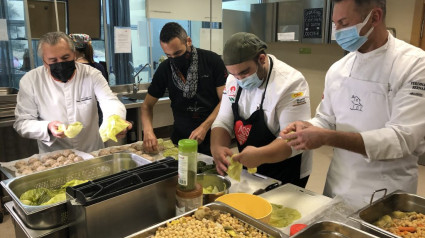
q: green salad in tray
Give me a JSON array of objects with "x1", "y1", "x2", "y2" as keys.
[{"x1": 19, "y1": 179, "x2": 88, "y2": 206}]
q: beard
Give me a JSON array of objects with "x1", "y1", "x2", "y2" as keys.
[{"x1": 256, "y1": 62, "x2": 268, "y2": 81}]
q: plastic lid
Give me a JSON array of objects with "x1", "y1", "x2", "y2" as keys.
[
  {"x1": 178, "y1": 139, "x2": 198, "y2": 153},
  {"x1": 176, "y1": 183, "x2": 202, "y2": 199}
]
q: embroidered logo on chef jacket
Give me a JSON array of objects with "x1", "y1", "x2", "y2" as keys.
[
  {"x1": 291, "y1": 92, "x2": 304, "y2": 98},
  {"x1": 410, "y1": 92, "x2": 423, "y2": 97},
  {"x1": 234, "y1": 120, "x2": 252, "y2": 145},
  {"x1": 350, "y1": 95, "x2": 363, "y2": 111},
  {"x1": 411, "y1": 82, "x2": 425, "y2": 91},
  {"x1": 293, "y1": 98, "x2": 306, "y2": 107},
  {"x1": 76, "y1": 96, "x2": 92, "y2": 102},
  {"x1": 227, "y1": 85, "x2": 237, "y2": 103}
]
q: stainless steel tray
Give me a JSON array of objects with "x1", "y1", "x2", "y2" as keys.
[
  {"x1": 292, "y1": 220, "x2": 379, "y2": 238},
  {"x1": 1, "y1": 153, "x2": 151, "y2": 230},
  {"x1": 5, "y1": 201, "x2": 69, "y2": 238},
  {"x1": 125, "y1": 202, "x2": 287, "y2": 238},
  {"x1": 349, "y1": 190, "x2": 425, "y2": 238}
]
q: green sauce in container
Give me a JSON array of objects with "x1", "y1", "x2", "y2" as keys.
[{"x1": 177, "y1": 139, "x2": 198, "y2": 191}]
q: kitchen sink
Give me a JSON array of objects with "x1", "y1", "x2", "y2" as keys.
[
  {"x1": 110, "y1": 83, "x2": 150, "y2": 95},
  {"x1": 118, "y1": 91, "x2": 169, "y2": 101},
  {"x1": 119, "y1": 91, "x2": 148, "y2": 100}
]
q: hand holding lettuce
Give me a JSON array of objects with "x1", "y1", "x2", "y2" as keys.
[
  {"x1": 99, "y1": 115, "x2": 131, "y2": 142},
  {"x1": 226, "y1": 154, "x2": 257, "y2": 181},
  {"x1": 57, "y1": 121, "x2": 84, "y2": 138}
]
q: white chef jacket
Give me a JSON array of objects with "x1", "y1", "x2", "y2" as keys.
[
  {"x1": 14, "y1": 63, "x2": 126, "y2": 153},
  {"x1": 212, "y1": 55, "x2": 313, "y2": 178},
  {"x1": 311, "y1": 33, "x2": 425, "y2": 208}
]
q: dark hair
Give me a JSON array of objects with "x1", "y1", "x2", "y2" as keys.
[
  {"x1": 253, "y1": 50, "x2": 267, "y2": 62},
  {"x1": 333, "y1": 0, "x2": 386, "y2": 18},
  {"x1": 77, "y1": 43, "x2": 95, "y2": 63},
  {"x1": 160, "y1": 22, "x2": 188, "y2": 44}
]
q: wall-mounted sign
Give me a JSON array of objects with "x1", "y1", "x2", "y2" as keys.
[
  {"x1": 303, "y1": 8, "x2": 323, "y2": 39},
  {"x1": 114, "y1": 27, "x2": 132, "y2": 54}
]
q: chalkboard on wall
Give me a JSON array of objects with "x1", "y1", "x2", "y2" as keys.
[{"x1": 303, "y1": 8, "x2": 323, "y2": 39}]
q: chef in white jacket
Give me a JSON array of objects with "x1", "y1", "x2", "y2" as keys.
[
  {"x1": 14, "y1": 31, "x2": 129, "y2": 153},
  {"x1": 211, "y1": 32, "x2": 312, "y2": 187},
  {"x1": 281, "y1": 0, "x2": 425, "y2": 209}
]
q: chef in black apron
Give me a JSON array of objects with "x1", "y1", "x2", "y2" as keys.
[
  {"x1": 211, "y1": 32, "x2": 312, "y2": 187},
  {"x1": 142, "y1": 22, "x2": 227, "y2": 156}
]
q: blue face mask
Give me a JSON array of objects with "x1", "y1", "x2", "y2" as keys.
[
  {"x1": 335, "y1": 11, "x2": 374, "y2": 52},
  {"x1": 237, "y1": 68, "x2": 263, "y2": 90}
]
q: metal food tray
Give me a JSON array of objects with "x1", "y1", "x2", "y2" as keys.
[
  {"x1": 4, "y1": 201, "x2": 68, "y2": 238},
  {"x1": 1, "y1": 153, "x2": 151, "y2": 230},
  {"x1": 349, "y1": 190, "x2": 425, "y2": 238},
  {"x1": 292, "y1": 220, "x2": 379, "y2": 238},
  {"x1": 125, "y1": 202, "x2": 286, "y2": 238},
  {"x1": 0, "y1": 149, "x2": 94, "y2": 179}
]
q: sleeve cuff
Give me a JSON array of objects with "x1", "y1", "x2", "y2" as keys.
[
  {"x1": 212, "y1": 121, "x2": 234, "y2": 137},
  {"x1": 361, "y1": 128, "x2": 403, "y2": 161},
  {"x1": 40, "y1": 121, "x2": 56, "y2": 146}
]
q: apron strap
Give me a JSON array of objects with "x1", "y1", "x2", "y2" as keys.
[{"x1": 259, "y1": 56, "x2": 273, "y2": 110}]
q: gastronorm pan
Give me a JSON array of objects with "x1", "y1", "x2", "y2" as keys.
[
  {"x1": 292, "y1": 220, "x2": 379, "y2": 238},
  {"x1": 349, "y1": 190, "x2": 425, "y2": 238},
  {"x1": 1, "y1": 153, "x2": 151, "y2": 229},
  {"x1": 125, "y1": 201, "x2": 286, "y2": 238}
]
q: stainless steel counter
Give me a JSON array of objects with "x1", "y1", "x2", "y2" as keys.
[
  {"x1": 119, "y1": 96, "x2": 170, "y2": 109},
  {"x1": 0, "y1": 97, "x2": 171, "y2": 127}
]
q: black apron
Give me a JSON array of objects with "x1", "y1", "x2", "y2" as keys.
[
  {"x1": 171, "y1": 106, "x2": 211, "y2": 156},
  {"x1": 231, "y1": 58, "x2": 302, "y2": 184},
  {"x1": 171, "y1": 86, "x2": 214, "y2": 156}
]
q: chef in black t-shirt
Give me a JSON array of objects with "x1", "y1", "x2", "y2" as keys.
[{"x1": 141, "y1": 22, "x2": 227, "y2": 155}]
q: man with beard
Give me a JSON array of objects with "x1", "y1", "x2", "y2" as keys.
[
  {"x1": 211, "y1": 32, "x2": 312, "y2": 186},
  {"x1": 141, "y1": 22, "x2": 227, "y2": 155}
]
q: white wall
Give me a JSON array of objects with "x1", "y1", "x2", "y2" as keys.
[{"x1": 268, "y1": 43, "x2": 344, "y2": 116}]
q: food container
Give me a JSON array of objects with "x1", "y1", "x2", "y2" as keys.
[
  {"x1": 175, "y1": 183, "x2": 203, "y2": 216},
  {"x1": 216, "y1": 193, "x2": 273, "y2": 223},
  {"x1": 0, "y1": 149, "x2": 93, "y2": 178},
  {"x1": 124, "y1": 202, "x2": 286, "y2": 238},
  {"x1": 349, "y1": 190, "x2": 425, "y2": 238},
  {"x1": 292, "y1": 220, "x2": 379, "y2": 238},
  {"x1": 1, "y1": 153, "x2": 151, "y2": 229},
  {"x1": 197, "y1": 174, "x2": 231, "y2": 204}
]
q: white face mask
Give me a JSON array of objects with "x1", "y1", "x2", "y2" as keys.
[{"x1": 334, "y1": 10, "x2": 374, "y2": 52}]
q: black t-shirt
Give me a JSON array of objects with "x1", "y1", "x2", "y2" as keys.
[{"x1": 148, "y1": 48, "x2": 227, "y2": 149}]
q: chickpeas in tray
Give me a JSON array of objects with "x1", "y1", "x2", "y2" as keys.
[{"x1": 153, "y1": 207, "x2": 270, "y2": 238}]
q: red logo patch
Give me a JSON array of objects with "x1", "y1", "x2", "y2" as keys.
[{"x1": 234, "y1": 120, "x2": 252, "y2": 145}]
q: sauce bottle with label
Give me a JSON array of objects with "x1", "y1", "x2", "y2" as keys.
[{"x1": 177, "y1": 139, "x2": 198, "y2": 191}]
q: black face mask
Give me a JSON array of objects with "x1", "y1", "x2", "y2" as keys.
[
  {"x1": 49, "y1": 60, "x2": 76, "y2": 83},
  {"x1": 170, "y1": 46, "x2": 191, "y2": 74}
]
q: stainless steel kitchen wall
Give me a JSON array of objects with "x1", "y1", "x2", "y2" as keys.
[{"x1": 250, "y1": 0, "x2": 332, "y2": 44}]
